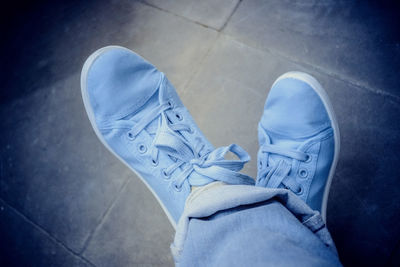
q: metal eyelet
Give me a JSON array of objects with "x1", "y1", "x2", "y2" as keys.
[
  {"x1": 137, "y1": 144, "x2": 147, "y2": 153},
  {"x1": 127, "y1": 132, "x2": 135, "y2": 141},
  {"x1": 298, "y1": 169, "x2": 308, "y2": 178},
  {"x1": 175, "y1": 113, "x2": 183, "y2": 121},
  {"x1": 162, "y1": 169, "x2": 170, "y2": 180},
  {"x1": 173, "y1": 183, "x2": 182, "y2": 192},
  {"x1": 151, "y1": 159, "x2": 158, "y2": 167},
  {"x1": 305, "y1": 154, "x2": 312, "y2": 163},
  {"x1": 296, "y1": 186, "x2": 303, "y2": 195}
]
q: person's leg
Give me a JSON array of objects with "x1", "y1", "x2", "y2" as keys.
[{"x1": 172, "y1": 184, "x2": 341, "y2": 267}]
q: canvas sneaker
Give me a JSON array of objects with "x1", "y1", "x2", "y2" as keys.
[
  {"x1": 81, "y1": 46, "x2": 254, "y2": 228},
  {"x1": 256, "y1": 72, "x2": 340, "y2": 221}
]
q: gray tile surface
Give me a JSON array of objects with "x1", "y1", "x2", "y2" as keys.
[
  {"x1": 224, "y1": 0, "x2": 400, "y2": 100},
  {"x1": 1, "y1": 0, "x2": 400, "y2": 266},
  {"x1": 83, "y1": 179, "x2": 174, "y2": 267},
  {"x1": 0, "y1": 74, "x2": 131, "y2": 252},
  {"x1": 1, "y1": 0, "x2": 217, "y2": 103},
  {"x1": 117, "y1": 1, "x2": 218, "y2": 90},
  {"x1": 316, "y1": 75, "x2": 400, "y2": 266},
  {"x1": 142, "y1": 0, "x2": 240, "y2": 30},
  {"x1": 0, "y1": 199, "x2": 91, "y2": 267}
]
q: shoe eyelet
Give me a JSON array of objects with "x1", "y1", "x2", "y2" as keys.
[
  {"x1": 259, "y1": 161, "x2": 263, "y2": 169},
  {"x1": 162, "y1": 169, "x2": 170, "y2": 180},
  {"x1": 137, "y1": 144, "x2": 147, "y2": 153},
  {"x1": 305, "y1": 154, "x2": 312, "y2": 163},
  {"x1": 167, "y1": 100, "x2": 173, "y2": 107},
  {"x1": 127, "y1": 132, "x2": 135, "y2": 141},
  {"x1": 188, "y1": 128, "x2": 194, "y2": 134},
  {"x1": 173, "y1": 183, "x2": 182, "y2": 192},
  {"x1": 296, "y1": 186, "x2": 303, "y2": 195},
  {"x1": 175, "y1": 113, "x2": 183, "y2": 121},
  {"x1": 151, "y1": 159, "x2": 159, "y2": 166},
  {"x1": 298, "y1": 169, "x2": 308, "y2": 178}
]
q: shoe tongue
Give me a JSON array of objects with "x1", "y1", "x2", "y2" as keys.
[
  {"x1": 188, "y1": 173, "x2": 214, "y2": 186},
  {"x1": 143, "y1": 76, "x2": 170, "y2": 135},
  {"x1": 145, "y1": 120, "x2": 158, "y2": 136},
  {"x1": 125, "y1": 89, "x2": 160, "y2": 135},
  {"x1": 134, "y1": 79, "x2": 221, "y2": 187}
]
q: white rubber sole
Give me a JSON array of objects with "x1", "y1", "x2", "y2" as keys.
[
  {"x1": 272, "y1": 71, "x2": 341, "y2": 222},
  {"x1": 80, "y1": 46, "x2": 178, "y2": 230}
]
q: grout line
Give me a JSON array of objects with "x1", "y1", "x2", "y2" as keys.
[
  {"x1": 181, "y1": 34, "x2": 221, "y2": 95},
  {"x1": 295, "y1": 61, "x2": 400, "y2": 106},
  {"x1": 224, "y1": 35, "x2": 400, "y2": 106},
  {"x1": 223, "y1": 76, "x2": 265, "y2": 98},
  {"x1": 138, "y1": 1, "x2": 219, "y2": 31},
  {"x1": 276, "y1": 52, "x2": 400, "y2": 105},
  {"x1": 219, "y1": 0, "x2": 242, "y2": 32},
  {"x1": 79, "y1": 176, "x2": 132, "y2": 255},
  {"x1": 138, "y1": 0, "x2": 400, "y2": 105},
  {"x1": 0, "y1": 197, "x2": 96, "y2": 267}
]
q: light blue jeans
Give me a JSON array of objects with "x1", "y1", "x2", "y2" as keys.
[{"x1": 171, "y1": 183, "x2": 342, "y2": 266}]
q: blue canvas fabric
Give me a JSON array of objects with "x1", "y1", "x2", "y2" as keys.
[
  {"x1": 172, "y1": 184, "x2": 341, "y2": 267},
  {"x1": 256, "y1": 72, "x2": 340, "y2": 217},
  {"x1": 81, "y1": 46, "x2": 254, "y2": 226}
]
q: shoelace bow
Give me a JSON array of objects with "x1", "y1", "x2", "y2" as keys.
[
  {"x1": 257, "y1": 141, "x2": 310, "y2": 194},
  {"x1": 120, "y1": 100, "x2": 255, "y2": 190}
]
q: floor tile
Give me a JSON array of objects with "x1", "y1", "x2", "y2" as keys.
[
  {"x1": 0, "y1": 199, "x2": 91, "y2": 267},
  {"x1": 224, "y1": 0, "x2": 400, "y2": 99},
  {"x1": 1, "y1": 0, "x2": 218, "y2": 104},
  {"x1": 116, "y1": 1, "x2": 218, "y2": 90},
  {"x1": 142, "y1": 0, "x2": 239, "y2": 30},
  {"x1": 0, "y1": 74, "x2": 131, "y2": 252},
  {"x1": 324, "y1": 76, "x2": 400, "y2": 265},
  {"x1": 318, "y1": 70, "x2": 400, "y2": 265},
  {"x1": 83, "y1": 179, "x2": 174, "y2": 267}
]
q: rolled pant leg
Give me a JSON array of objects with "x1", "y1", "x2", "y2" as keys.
[{"x1": 171, "y1": 183, "x2": 342, "y2": 267}]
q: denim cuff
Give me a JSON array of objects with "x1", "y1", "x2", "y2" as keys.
[{"x1": 171, "y1": 184, "x2": 338, "y2": 264}]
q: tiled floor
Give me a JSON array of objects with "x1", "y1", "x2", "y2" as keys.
[{"x1": 1, "y1": 0, "x2": 399, "y2": 266}]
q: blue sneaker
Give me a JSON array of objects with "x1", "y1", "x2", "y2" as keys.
[
  {"x1": 80, "y1": 46, "x2": 254, "y2": 228},
  {"x1": 256, "y1": 72, "x2": 340, "y2": 221}
]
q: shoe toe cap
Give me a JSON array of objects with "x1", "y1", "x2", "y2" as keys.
[
  {"x1": 83, "y1": 47, "x2": 161, "y2": 121},
  {"x1": 261, "y1": 77, "x2": 331, "y2": 138}
]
